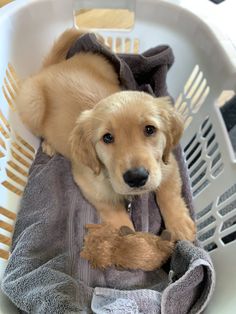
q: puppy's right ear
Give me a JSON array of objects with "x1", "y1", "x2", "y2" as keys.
[{"x1": 70, "y1": 110, "x2": 101, "y2": 175}]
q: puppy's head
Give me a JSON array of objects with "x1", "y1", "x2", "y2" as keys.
[{"x1": 70, "y1": 91, "x2": 183, "y2": 195}]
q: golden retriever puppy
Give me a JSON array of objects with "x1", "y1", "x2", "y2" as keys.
[{"x1": 16, "y1": 29, "x2": 196, "y2": 270}]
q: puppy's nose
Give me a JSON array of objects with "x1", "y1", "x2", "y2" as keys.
[{"x1": 123, "y1": 167, "x2": 149, "y2": 188}]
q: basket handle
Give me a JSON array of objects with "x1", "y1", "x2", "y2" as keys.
[{"x1": 73, "y1": 0, "x2": 136, "y2": 30}]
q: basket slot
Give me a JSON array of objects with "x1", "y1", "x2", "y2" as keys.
[
  {"x1": 0, "y1": 249, "x2": 9, "y2": 260},
  {"x1": 1, "y1": 63, "x2": 20, "y2": 111},
  {"x1": 176, "y1": 65, "x2": 209, "y2": 127},
  {"x1": 11, "y1": 142, "x2": 34, "y2": 161},
  {"x1": 6, "y1": 68, "x2": 19, "y2": 95},
  {"x1": 3, "y1": 78, "x2": 16, "y2": 103},
  {"x1": 183, "y1": 134, "x2": 197, "y2": 153},
  {"x1": 105, "y1": 36, "x2": 139, "y2": 54},
  {"x1": 221, "y1": 231, "x2": 236, "y2": 245},
  {"x1": 203, "y1": 242, "x2": 217, "y2": 252},
  {"x1": 10, "y1": 148, "x2": 31, "y2": 169},
  {"x1": 190, "y1": 160, "x2": 206, "y2": 180},
  {"x1": 191, "y1": 86, "x2": 210, "y2": 114},
  {"x1": 183, "y1": 65, "x2": 200, "y2": 95},
  {"x1": 15, "y1": 133, "x2": 35, "y2": 154},
  {"x1": 197, "y1": 207, "x2": 215, "y2": 224},
  {"x1": 0, "y1": 136, "x2": 6, "y2": 151},
  {"x1": 192, "y1": 172, "x2": 208, "y2": 191},
  {"x1": 0, "y1": 109, "x2": 10, "y2": 133},
  {"x1": 186, "y1": 71, "x2": 203, "y2": 99},
  {"x1": 193, "y1": 179, "x2": 209, "y2": 197},
  {"x1": 5, "y1": 168, "x2": 27, "y2": 188},
  {"x1": 0, "y1": 121, "x2": 10, "y2": 139},
  {"x1": 0, "y1": 234, "x2": 11, "y2": 246},
  {"x1": 221, "y1": 213, "x2": 236, "y2": 232},
  {"x1": 217, "y1": 183, "x2": 236, "y2": 205},
  {"x1": 191, "y1": 168, "x2": 207, "y2": 188},
  {"x1": 115, "y1": 37, "x2": 122, "y2": 53},
  {"x1": 2, "y1": 85, "x2": 15, "y2": 111},
  {"x1": 220, "y1": 224, "x2": 236, "y2": 239},
  {"x1": 202, "y1": 123, "x2": 212, "y2": 138},
  {"x1": 198, "y1": 226, "x2": 216, "y2": 242},
  {"x1": 0, "y1": 207, "x2": 16, "y2": 221},
  {"x1": 197, "y1": 215, "x2": 216, "y2": 231},
  {"x1": 190, "y1": 79, "x2": 207, "y2": 107},
  {"x1": 186, "y1": 145, "x2": 202, "y2": 167},
  {"x1": 198, "y1": 221, "x2": 217, "y2": 235},
  {"x1": 211, "y1": 159, "x2": 223, "y2": 178},
  {"x1": 7, "y1": 63, "x2": 20, "y2": 85},
  {"x1": 218, "y1": 199, "x2": 236, "y2": 217},
  {"x1": 0, "y1": 220, "x2": 13, "y2": 233},
  {"x1": 125, "y1": 38, "x2": 131, "y2": 53},
  {"x1": 207, "y1": 140, "x2": 217, "y2": 156},
  {"x1": 7, "y1": 160, "x2": 28, "y2": 177},
  {"x1": 1, "y1": 181, "x2": 23, "y2": 196}
]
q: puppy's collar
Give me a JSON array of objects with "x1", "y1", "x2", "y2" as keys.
[{"x1": 124, "y1": 197, "x2": 133, "y2": 213}]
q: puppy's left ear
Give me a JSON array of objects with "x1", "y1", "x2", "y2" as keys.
[
  {"x1": 156, "y1": 97, "x2": 184, "y2": 164},
  {"x1": 70, "y1": 110, "x2": 101, "y2": 175}
]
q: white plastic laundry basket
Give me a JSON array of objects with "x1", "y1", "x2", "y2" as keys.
[{"x1": 0, "y1": 0, "x2": 236, "y2": 313}]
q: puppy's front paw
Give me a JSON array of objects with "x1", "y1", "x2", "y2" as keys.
[
  {"x1": 42, "y1": 140, "x2": 56, "y2": 157},
  {"x1": 165, "y1": 213, "x2": 196, "y2": 242}
]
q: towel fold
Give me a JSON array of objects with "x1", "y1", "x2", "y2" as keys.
[{"x1": 2, "y1": 33, "x2": 215, "y2": 314}]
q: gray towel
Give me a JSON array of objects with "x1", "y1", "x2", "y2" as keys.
[{"x1": 2, "y1": 33, "x2": 215, "y2": 314}]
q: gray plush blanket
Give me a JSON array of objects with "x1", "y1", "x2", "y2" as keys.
[{"x1": 2, "y1": 33, "x2": 215, "y2": 313}]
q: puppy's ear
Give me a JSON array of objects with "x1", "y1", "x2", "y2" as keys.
[
  {"x1": 156, "y1": 97, "x2": 184, "y2": 164},
  {"x1": 70, "y1": 110, "x2": 101, "y2": 175}
]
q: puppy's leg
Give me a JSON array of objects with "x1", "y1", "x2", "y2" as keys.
[
  {"x1": 42, "y1": 140, "x2": 56, "y2": 157},
  {"x1": 94, "y1": 200, "x2": 135, "y2": 231},
  {"x1": 156, "y1": 155, "x2": 196, "y2": 241},
  {"x1": 81, "y1": 224, "x2": 173, "y2": 271}
]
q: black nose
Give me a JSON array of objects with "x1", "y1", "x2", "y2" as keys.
[{"x1": 123, "y1": 167, "x2": 149, "y2": 188}]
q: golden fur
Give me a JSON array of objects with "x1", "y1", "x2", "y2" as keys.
[{"x1": 16, "y1": 29, "x2": 196, "y2": 271}]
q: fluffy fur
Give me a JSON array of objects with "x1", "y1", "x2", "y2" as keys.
[{"x1": 16, "y1": 29, "x2": 196, "y2": 270}]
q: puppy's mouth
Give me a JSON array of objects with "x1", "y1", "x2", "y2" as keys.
[{"x1": 112, "y1": 182, "x2": 156, "y2": 196}]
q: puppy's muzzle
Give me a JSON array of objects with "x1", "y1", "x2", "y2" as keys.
[{"x1": 123, "y1": 167, "x2": 149, "y2": 188}]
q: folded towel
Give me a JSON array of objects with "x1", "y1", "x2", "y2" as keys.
[{"x1": 2, "y1": 33, "x2": 215, "y2": 314}]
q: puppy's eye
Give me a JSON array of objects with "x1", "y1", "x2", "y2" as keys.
[
  {"x1": 144, "y1": 125, "x2": 156, "y2": 136},
  {"x1": 103, "y1": 133, "x2": 114, "y2": 144}
]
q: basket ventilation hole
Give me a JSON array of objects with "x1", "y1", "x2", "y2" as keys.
[
  {"x1": 105, "y1": 36, "x2": 139, "y2": 54},
  {"x1": 184, "y1": 116, "x2": 223, "y2": 197},
  {"x1": 217, "y1": 183, "x2": 236, "y2": 246},
  {"x1": 0, "y1": 249, "x2": 9, "y2": 260},
  {"x1": 196, "y1": 203, "x2": 213, "y2": 220},
  {"x1": 0, "y1": 206, "x2": 15, "y2": 258},
  {"x1": 198, "y1": 227, "x2": 216, "y2": 241},
  {"x1": 175, "y1": 65, "x2": 210, "y2": 129},
  {"x1": 218, "y1": 183, "x2": 236, "y2": 206},
  {"x1": 2, "y1": 63, "x2": 20, "y2": 111},
  {"x1": 222, "y1": 231, "x2": 236, "y2": 245},
  {"x1": 204, "y1": 242, "x2": 217, "y2": 252},
  {"x1": 0, "y1": 106, "x2": 34, "y2": 195}
]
